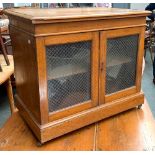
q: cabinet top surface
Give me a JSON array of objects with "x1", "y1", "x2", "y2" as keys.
[{"x1": 4, "y1": 7, "x2": 150, "y2": 24}]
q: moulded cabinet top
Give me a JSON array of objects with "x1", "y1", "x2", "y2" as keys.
[{"x1": 4, "y1": 7, "x2": 151, "y2": 24}]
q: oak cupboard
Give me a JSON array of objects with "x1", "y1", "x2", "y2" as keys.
[{"x1": 4, "y1": 8, "x2": 150, "y2": 144}]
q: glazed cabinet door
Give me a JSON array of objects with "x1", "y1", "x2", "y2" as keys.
[
  {"x1": 37, "y1": 32, "x2": 99, "y2": 122},
  {"x1": 99, "y1": 27, "x2": 145, "y2": 104}
]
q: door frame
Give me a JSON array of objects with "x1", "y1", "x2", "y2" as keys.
[
  {"x1": 38, "y1": 32, "x2": 99, "y2": 122},
  {"x1": 99, "y1": 26, "x2": 145, "y2": 104}
]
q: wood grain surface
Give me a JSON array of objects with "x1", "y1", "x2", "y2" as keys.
[
  {"x1": 0, "y1": 98, "x2": 155, "y2": 151},
  {"x1": 4, "y1": 8, "x2": 150, "y2": 24},
  {"x1": 10, "y1": 26, "x2": 42, "y2": 123},
  {"x1": 96, "y1": 99, "x2": 155, "y2": 151}
]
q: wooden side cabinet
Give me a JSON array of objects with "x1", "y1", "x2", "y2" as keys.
[{"x1": 5, "y1": 8, "x2": 150, "y2": 144}]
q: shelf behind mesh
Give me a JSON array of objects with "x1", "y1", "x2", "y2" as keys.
[
  {"x1": 47, "y1": 64, "x2": 87, "y2": 80},
  {"x1": 107, "y1": 55, "x2": 132, "y2": 67}
]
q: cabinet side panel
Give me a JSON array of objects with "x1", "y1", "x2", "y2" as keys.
[{"x1": 10, "y1": 26, "x2": 41, "y2": 123}]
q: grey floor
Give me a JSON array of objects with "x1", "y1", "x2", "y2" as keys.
[{"x1": 0, "y1": 52, "x2": 155, "y2": 128}]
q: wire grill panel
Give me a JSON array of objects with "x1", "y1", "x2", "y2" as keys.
[
  {"x1": 106, "y1": 35, "x2": 139, "y2": 95},
  {"x1": 46, "y1": 41, "x2": 91, "y2": 112}
]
